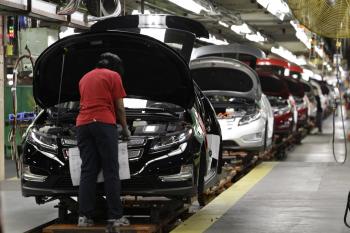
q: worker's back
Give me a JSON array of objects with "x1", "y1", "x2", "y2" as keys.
[{"x1": 76, "y1": 68, "x2": 125, "y2": 126}]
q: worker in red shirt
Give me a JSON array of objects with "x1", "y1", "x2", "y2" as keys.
[{"x1": 76, "y1": 52, "x2": 130, "y2": 229}]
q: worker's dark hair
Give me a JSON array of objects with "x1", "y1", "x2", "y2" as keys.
[{"x1": 96, "y1": 52, "x2": 124, "y2": 76}]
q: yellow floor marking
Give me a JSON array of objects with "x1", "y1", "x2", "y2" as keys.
[{"x1": 171, "y1": 162, "x2": 278, "y2": 233}]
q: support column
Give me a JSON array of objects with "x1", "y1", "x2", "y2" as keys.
[{"x1": 0, "y1": 16, "x2": 5, "y2": 181}]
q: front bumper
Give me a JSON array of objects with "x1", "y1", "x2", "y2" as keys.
[
  {"x1": 22, "y1": 174, "x2": 196, "y2": 198},
  {"x1": 219, "y1": 118, "x2": 265, "y2": 152}
]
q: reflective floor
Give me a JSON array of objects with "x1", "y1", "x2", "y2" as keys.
[{"x1": 174, "y1": 116, "x2": 350, "y2": 233}]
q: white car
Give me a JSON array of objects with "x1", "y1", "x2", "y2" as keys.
[
  {"x1": 310, "y1": 79, "x2": 328, "y2": 112},
  {"x1": 190, "y1": 55, "x2": 274, "y2": 152}
]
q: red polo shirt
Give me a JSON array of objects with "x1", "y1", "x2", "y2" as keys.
[{"x1": 76, "y1": 68, "x2": 126, "y2": 126}]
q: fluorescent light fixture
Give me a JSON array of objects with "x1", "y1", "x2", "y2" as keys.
[
  {"x1": 219, "y1": 21, "x2": 229, "y2": 28},
  {"x1": 290, "y1": 20, "x2": 311, "y2": 49},
  {"x1": 257, "y1": 0, "x2": 291, "y2": 21},
  {"x1": 271, "y1": 46, "x2": 306, "y2": 66},
  {"x1": 231, "y1": 23, "x2": 252, "y2": 35},
  {"x1": 198, "y1": 34, "x2": 229, "y2": 45},
  {"x1": 245, "y1": 32, "x2": 266, "y2": 43},
  {"x1": 315, "y1": 46, "x2": 324, "y2": 58},
  {"x1": 132, "y1": 9, "x2": 151, "y2": 15},
  {"x1": 168, "y1": 0, "x2": 210, "y2": 14}
]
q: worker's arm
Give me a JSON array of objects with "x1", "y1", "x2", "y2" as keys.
[{"x1": 115, "y1": 98, "x2": 130, "y2": 139}]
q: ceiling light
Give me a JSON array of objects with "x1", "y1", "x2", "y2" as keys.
[
  {"x1": 168, "y1": 0, "x2": 209, "y2": 14},
  {"x1": 257, "y1": 0, "x2": 291, "y2": 21},
  {"x1": 132, "y1": 9, "x2": 151, "y2": 15},
  {"x1": 219, "y1": 21, "x2": 229, "y2": 28},
  {"x1": 290, "y1": 20, "x2": 311, "y2": 49},
  {"x1": 245, "y1": 32, "x2": 266, "y2": 43},
  {"x1": 231, "y1": 23, "x2": 252, "y2": 35},
  {"x1": 271, "y1": 46, "x2": 306, "y2": 66},
  {"x1": 198, "y1": 34, "x2": 229, "y2": 45}
]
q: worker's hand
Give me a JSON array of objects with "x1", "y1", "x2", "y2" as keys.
[{"x1": 121, "y1": 128, "x2": 131, "y2": 140}]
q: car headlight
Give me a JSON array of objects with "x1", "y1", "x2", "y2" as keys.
[
  {"x1": 27, "y1": 129, "x2": 58, "y2": 151},
  {"x1": 238, "y1": 111, "x2": 261, "y2": 126},
  {"x1": 150, "y1": 128, "x2": 193, "y2": 151}
]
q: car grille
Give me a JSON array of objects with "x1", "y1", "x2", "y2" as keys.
[
  {"x1": 54, "y1": 175, "x2": 73, "y2": 188},
  {"x1": 122, "y1": 178, "x2": 152, "y2": 189}
]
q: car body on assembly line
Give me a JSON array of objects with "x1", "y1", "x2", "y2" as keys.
[
  {"x1": 257, "y1": 71, "x2": 294, "y2": 136},
  {"x1": 21, "y1": 15, "x2": 222, "y2": 204},
  {"x1": 256, "y1": 58, "x2": 299, "y2": 133},
  {"x1": 190, "y1": 44, "x2": 273, "y2": 153}
]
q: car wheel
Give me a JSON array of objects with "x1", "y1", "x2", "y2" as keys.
[{"x1": 197, "y1": 146, "x2": 207, "y2": 206}]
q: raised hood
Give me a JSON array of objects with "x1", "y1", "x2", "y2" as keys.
[
  {"x1": 33, "y1": 31, "x2": 194, "y2": 109},
  {"x1": 282, "y1": 77, "x2": 305, "y2": 98},
  {"x1": 257, "y1": 71, "x2": 290, "y2": 99},
  {"x1": 191, "y1": 44, "x2": 266, "y2": 69},
  {"x1": 190, "y1": 57, "x2": 262, "y2": 101}
]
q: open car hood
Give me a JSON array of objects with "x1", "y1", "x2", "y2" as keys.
[
  {"x1": 257, "y1": 71, "x2": 290, "y2": 99},
  {"x1": 282, "y1": 76, "x2": 305, "y2": 98},
  {"x1": 190, "y1": 57, "x2": 262, "y2": 100},
  {"x1": 33, "y1": 31, "x2": 194, "y2": 109},
  {"x1": 191, "y1": 44, "x2": 266, "y2": 69}
]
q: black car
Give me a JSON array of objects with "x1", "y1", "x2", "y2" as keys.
[{"x1": 21, "y1": 15, "x2": 222, "y2": 204}]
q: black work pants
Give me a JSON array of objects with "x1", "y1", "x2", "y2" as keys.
[
  {"x1": 77, "y1": 122, "x2": 122, "y2": 219},
  {"x1": 316, "y1": 111, "x2": 323, "y2": 132}
]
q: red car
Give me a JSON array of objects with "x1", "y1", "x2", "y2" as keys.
[
  {"x1": 257, "y1": 58, "x2": 299, "y2": 133},
  {"x1": 257, "y1": 71, "x2": 294, "y2": 135}
]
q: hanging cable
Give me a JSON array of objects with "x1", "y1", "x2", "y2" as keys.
[
  {"x1": 56, "y1": 48, "x2": 68, "y2": 126},
  {"x1": 332, "y1": 39, "x2": 347, "y2": 164},
  {"x1": 9, "y1": 46, "x2": 35, "y2": 177}
]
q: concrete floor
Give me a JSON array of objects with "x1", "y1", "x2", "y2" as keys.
[
  {"x1": 2, "y1": 116, "x2": 350, "y2": 232},
  {"x1": 205, "y1": 116, "x2": 350, "y2": 233}
]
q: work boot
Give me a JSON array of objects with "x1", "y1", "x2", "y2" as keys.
[
  {"x1": 105, "y1": 217, "x2": 130, "y2": 233},
  {"x1": 77, "y1": 216, "x2": 94, "y2": 227}
]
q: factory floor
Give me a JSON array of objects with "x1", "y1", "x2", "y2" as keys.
[
  {"x1": 2, "y1": 116, "x2": 350, "y2": 233},
  {"x1": 172, "y1": 116, "x2": 350, "y2": 233}
]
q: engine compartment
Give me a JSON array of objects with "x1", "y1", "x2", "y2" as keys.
[{"x1": 32, "y1": 106, "x2": 191, "y2": 140}]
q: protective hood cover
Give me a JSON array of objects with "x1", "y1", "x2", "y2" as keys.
[
  {"x1": 33, "y1": 31, "x2": 194, "y2": 109},
  {"x1": 190, "y1": 57, "x2": 262, "y2": 100},
  {"x1": 257, "y1": 71, "x2": 289, "y2": 99}
]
